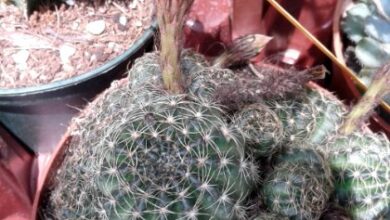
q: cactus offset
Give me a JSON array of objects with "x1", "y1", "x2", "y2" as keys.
[
  {"x1": 267, "y1": 84, "x2": 347, "y2": 145},
  {"x1": 327, "y1": 132, "x2": 390, "y2": 220},
  {"x1": 231, "y1": 103, "x2": 284, "y2": 158},
  {"x1": 325, "y1": 63, "x2": 390, "y2": 220},
  {"x1": 262, "y1": 147, "x2": 333, "y2": 220}
]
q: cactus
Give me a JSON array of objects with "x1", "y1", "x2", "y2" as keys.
[
  {"x1": 45, "y1": 89, "x2": 260, "y2": 219},
  {"x1": 327, "y1": 132, "x2": 390, "y2": 220},
  {"x1": 231, "y1": 103, "x2": 284, "y2": 158},
  {"x1": 40, "y1": 1, "x2": 266, "y2": 219},
  {"x1": 324, "y1": 63, "x2": 390, "y2": 220},
  {"x1": 267, "y1": 84, "x2": 347, "y2": 146},
  {"x1": 341, "y1": 0, "x2": 390, "y2": 104},
  {"x1": 261, "y1": 147, "x2": 333, "y2": 220}
]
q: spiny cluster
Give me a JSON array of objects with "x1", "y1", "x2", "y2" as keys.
[
  {"x1": 262, "y1": 147, "x2": 333, "y2": 220},
  {"x1": 266, "y1": 85, "x2": 346, "y2": 145},
  {"x1": 44, "y1": 50, "x2": 265, "y2": 219},
  {"x1": 231, "y1": 103, "x2": 284, "y2": 158},
  {"x1": 326, "y1": 132, "x2": 390, "y2": 220}
]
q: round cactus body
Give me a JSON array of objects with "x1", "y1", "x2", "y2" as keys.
[
  {"x1": 128, "y1": 50, "x2": 210, "y2": 91},
  {"x1": 327, "y1": 132, "x2": 390, "y2": 220},
  {"x1": 267, "y1": 85, "x2": 346, "y2": 146},
  {"x1": 45, "y1": 87, "x2": 259, "y2": 220},
  {"x1": 262, "y1": 147, "x2": 333, "y2": 220},
  {"x1": 231, "y1": 103, "x2": 284, "y2": 158}
]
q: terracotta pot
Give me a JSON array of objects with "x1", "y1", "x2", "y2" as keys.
[
  {"x1": 32, "y1": 133, "x2": 72, "y2": 219},
  {"x1": 331, "y1": 0, "x2": 390, "y2": 137},
  {"x1": 0, "y1": 124, "x2": 36, "y2": 220}
]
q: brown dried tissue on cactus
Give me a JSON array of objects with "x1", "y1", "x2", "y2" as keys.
[{"x1": 156, "y1": 0, "x2": 194, "y2": 93}]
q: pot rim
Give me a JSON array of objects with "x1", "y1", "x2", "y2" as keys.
[{"x1": 0, "y1": 22, "x2": 157, "y2": 98}]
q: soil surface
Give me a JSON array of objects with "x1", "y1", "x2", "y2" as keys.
[{"x1": 0, "y1": 0, "x2": 153, "y2": 88}]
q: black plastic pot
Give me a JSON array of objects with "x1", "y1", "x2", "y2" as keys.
[{"x1": 0, "y1": 23, "x2": 157, "y2": 153}]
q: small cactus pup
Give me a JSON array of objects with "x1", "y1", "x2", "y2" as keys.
[
  {"x1": 326, "y1": 63, "x2": 390, "y2": 220},
  {"x1": 261, "y1": 147, "x2": 333, "y2": 220},
  {"x1": 41, "y1": 0, "x2": 263, "y2": 219},
  {"x1": 228, "y1": 66, "x2": 345, "y2": 155},
  {"x1": 265, "y1": 81, "x2": 347, "y2": 146},
  {"x1": 231, "y1": 103, "x2": 284, "y2": 158}
]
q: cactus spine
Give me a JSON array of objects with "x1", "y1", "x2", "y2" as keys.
[
  {"x1": 42, "y1": 1, "x2": 264, "y2": 219},
  {"x1": 261, "y1": 147, "x2": 333, "y2": 220},
  {"x1": 326, "y1": 63, "x2": 390, "y2": 220}
]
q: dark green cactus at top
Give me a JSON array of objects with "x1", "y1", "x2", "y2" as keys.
[
  {"x1": 262, "y1": 147, "x2": 333, "y2": 220},
  {"x1": 341, "y1": 0, "x2": 390, "y2": 103}
]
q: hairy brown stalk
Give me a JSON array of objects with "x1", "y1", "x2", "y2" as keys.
[
  {"x1": 156, "y1": 0, "x2": 193, "y2": 93},
  {"x1": 212, "y1": 64, "x2": 327, "y2": 111},
  {"x1": 212, "y1": 34, "x2": 273, "y2": 68},
  {"x1": 340, "y1": 63, "x2": 390, "y2": 135}
]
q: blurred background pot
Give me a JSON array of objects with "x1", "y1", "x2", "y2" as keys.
[
  {"x1": 331, "y1": 0, "x2": 389, "y2": 136},
  {"x1": 0, "y1": 23, "x2": 156, "y2": 154}
]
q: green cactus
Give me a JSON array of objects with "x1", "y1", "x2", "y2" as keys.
[
  {"x1": 46, "y1": 90, "x2": 260, "y2": 219},
  {"x1": 40, "y1": 1, "x2": 268, "y2": 219},
  {"x1": 231, "y1": 103, "x2": 284, "y2": 158},
  {"x1": 327, "y1": 132, "x2": 390, "y2": 220},
  {"x1": 261, "y1": 147, "x2": 333, "y2": 220},
  {"x1": 267, "y1": 84, "x2": 346, "y2": 146},
  {"x1": 341, "y1": 0, "x2": 390, "y2": 104},
  {"x1": 324, "y1": 63, "x2": 390, "y2": 220}
]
